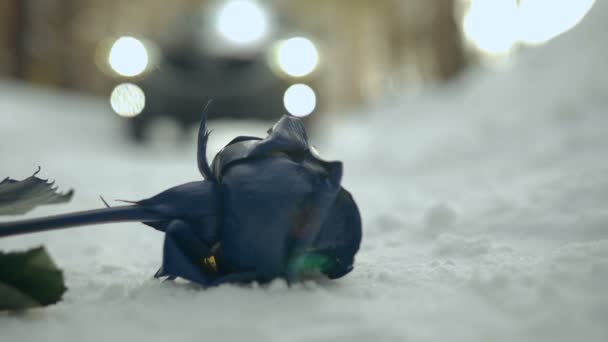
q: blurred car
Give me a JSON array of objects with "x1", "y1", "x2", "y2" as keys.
[{"x1": 104, "y1": 1, "x2": 320, "y2": 142}]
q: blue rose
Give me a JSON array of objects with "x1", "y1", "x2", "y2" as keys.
[
  {"x1": 0, "y1": 115, "x2": 362, "y2": 286},
  {"x1": 147, "y1": 115, "x2": 361, "y2": 285}
]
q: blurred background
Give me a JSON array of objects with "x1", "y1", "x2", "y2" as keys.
[
  {"x1": 0, "y1": 0, "x2": 596, "y2": 141},
  {"x1": 1, "y1": 2, "x2": 607, "y2": 340}
]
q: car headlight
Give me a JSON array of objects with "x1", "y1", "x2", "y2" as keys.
[
  {"x1": 276, "y1": 37, "x2": 319, "y2": 78},
  {"x1": 108, "y1": 36, "x2": 149, "y2": 77}
]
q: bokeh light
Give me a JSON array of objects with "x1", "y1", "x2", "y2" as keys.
[
  {"x1": 518, "y1": 0, "x2": 596, "y2": 45},
  {"x1": 464, "y1": 0, "x2": 596, "y2": 55},
  {"x1": 463, "y1": 0, "x2": 520, "y2": 55},
  {"x1": 110, "y1": 83, "x2": 145, "y2": 117},
  {"x1": 108, "y1": 36, "x2": 149, "y2": 77},
  {"x1": 277, "y1": 37, "x2": 319, "y2": 77},
  {"x1": 216, "y1": 0, "x2": 268, "y2": 45},
  {"x1": 283, "y1": 84, "x2": 316, "y2": 117}
]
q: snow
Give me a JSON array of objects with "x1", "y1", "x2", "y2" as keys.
[{"x1": 2, "y1": 2, "x2": 608, "y2": 341}]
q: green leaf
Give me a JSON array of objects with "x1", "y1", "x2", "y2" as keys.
[
  {"x1": 0, "y1": 247, "x2": 67, "y2": 310},
  {"x1": 0, "y1": 168, "x2": 73, "y2": 216}
]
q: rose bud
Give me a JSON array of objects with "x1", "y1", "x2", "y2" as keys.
[{"x1": 210, "y1": 116, "x2": 362, "y2": 282}]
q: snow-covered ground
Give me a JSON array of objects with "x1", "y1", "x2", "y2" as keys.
[{"x1": 2, "y1": 2, "x2": 608, "y2": 341}]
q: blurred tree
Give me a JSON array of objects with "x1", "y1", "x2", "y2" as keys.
[
  {"x1": 432, "y1": 0, "x2": 468, "y2": 79},
  {"x1": 0, "y1": 0, "x2": 25, "y2": 78}
]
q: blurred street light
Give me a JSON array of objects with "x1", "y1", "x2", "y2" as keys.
[
  {"x1": 283, "y1": 84, "x2": 316, "y2": 117},
  {"x1": 518, "y1": 0, "x2": 596, "y2": 45},
  {"x1": 463, "y1": 0, "x2": 519, "y2": 55},
  {"x1": 216, "y1": 0, "x2": 269, "y2": 45},
  {"x1": 464, "y1": 0, "x2": 596, "y2": 56}
]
